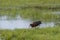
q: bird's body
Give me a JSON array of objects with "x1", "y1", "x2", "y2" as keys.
[{"x1": 30, "y1": 21, "x2": 42, "y2": 28}]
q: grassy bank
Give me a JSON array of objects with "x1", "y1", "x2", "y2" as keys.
[
  {"x1": 0, "y1": 0, "x2": 60, "y2": 22},
  {"x1": 0, "y1": 0, "x2": 60, "y2": 7},
  {"x1": 0, "y1": 27, "x2": 60, "y2": 40}
]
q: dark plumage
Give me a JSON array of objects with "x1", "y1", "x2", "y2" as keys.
[{"x1": 30, "y1": 21, "x2": 42, "y2": 28}]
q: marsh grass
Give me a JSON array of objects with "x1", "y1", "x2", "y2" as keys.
[
  {"x1": 0, "y1": 0, "x2": 60, "y2": 40},
  {"x1": 0, "y1": 26, "x2": 60, "y2": 40},
  {"x1": 0, "y1": 0, "x2": 60, "y2": 7},
  {"x1": 0, "y1": 0, "x2": 60, "y2": 22}
]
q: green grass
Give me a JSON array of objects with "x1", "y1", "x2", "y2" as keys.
[
  {"x1": 0, "y1": 27, "x2": 60, "y2": 40},
  {"x1": 0, "y1": 0, "x2": 60, "y2": 7},
  {"x1": 0, "y1": 0, "x2": 60, "y2": 22},
  {"x1": 0, "y1": 0, "x2": 60, "y2": 40},
  {"x1": 0, "y1": 7, "x2": 60, "y2": 22}
]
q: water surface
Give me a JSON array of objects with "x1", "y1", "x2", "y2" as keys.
[{"x1": 0, "y1": 15, "x2": 55, "y2": 29}]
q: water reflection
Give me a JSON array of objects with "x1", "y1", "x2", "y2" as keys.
[
  {"x1": 0, "y1": 19, "x2": 31, "y2": 29},
  {"x1": 0, "y1": 16, "x2": 55, "y2": 29},
  {"x1": 0, "y1": 16, "x2": 31, "y2": 29},
  {"x1": 40, "y1": 22, "x2": 55, "y2": 28}
]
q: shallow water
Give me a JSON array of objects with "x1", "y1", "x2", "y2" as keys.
[
  {"x1": 40, "y1": 22, "x2": 55, "y2": 28},
  {"x1": 0, "y1": 16, "x2": 31, "y2": 29},
  {"x1": 0, "y1": 15, "x2": 55, "y2": 29},
  {"x1": 52, "y1": 11, "x2": 60, "y2": 14}
]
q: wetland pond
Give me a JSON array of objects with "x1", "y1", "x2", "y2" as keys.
[
  {"x1": 0, "y1": 5, "x2": 60, "y2": 29},
  {"x1": 0, "y1": 15, "x2": 55, "y2": 29}
]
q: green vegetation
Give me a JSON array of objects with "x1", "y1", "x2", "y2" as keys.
[
  {"x1": 0, "y1": 0, "x2": 60, "y2": 40},
  {"x1": 0, "y1": 7, "x2": 60, "y2": 22},
  {"x1": 0, "y1": 0, "x2": 60, "y2": 7},
  {"x1": 0, "y1": 27, "x2": 60, "y2": 40},
  {"x1": 0, "y1": 0, "x2": 60, "y2": 21}
]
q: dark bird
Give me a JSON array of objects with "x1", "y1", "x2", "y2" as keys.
[{"x1": 30, "y1": 21, "x2": 42, "y2": 28}]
